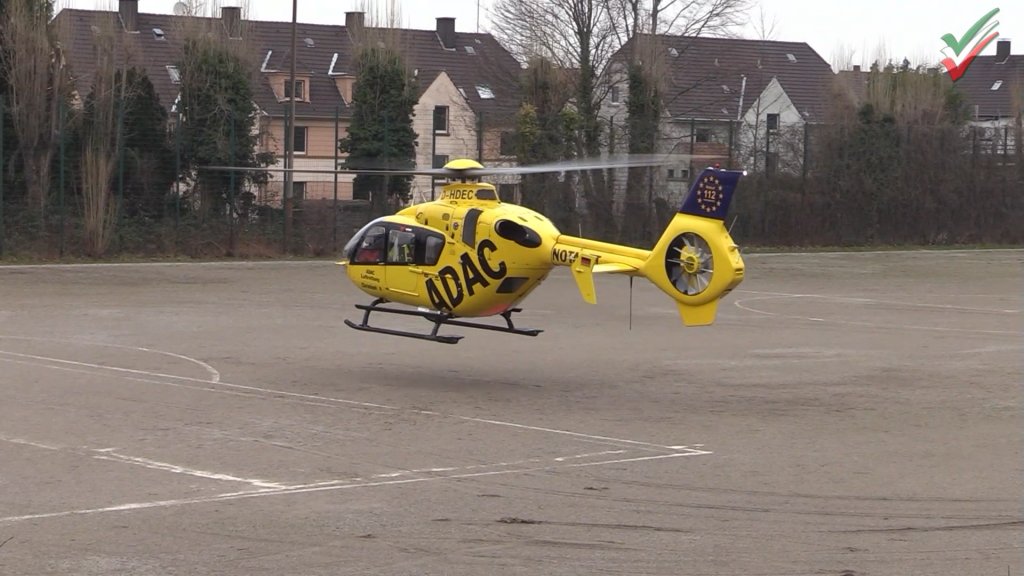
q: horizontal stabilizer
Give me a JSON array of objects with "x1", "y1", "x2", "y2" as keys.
[{"x1": 593, "y1": 262, "x2": 637, "y2": 274}]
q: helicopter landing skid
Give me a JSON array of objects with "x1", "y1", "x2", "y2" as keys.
[{"x1": 345, "y1": 299, "x2": 543, "y2": 345}]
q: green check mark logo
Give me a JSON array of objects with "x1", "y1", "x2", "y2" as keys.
[{"x1": 940, "y1": 7, "x2": 999, "y2": 56}]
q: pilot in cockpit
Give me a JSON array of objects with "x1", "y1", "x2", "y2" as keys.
[{"x1": 355, "y1": 227, "x2": 385, "y2": 263}]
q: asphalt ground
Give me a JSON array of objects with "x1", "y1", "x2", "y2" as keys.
[{"x1": 0, "y1": 249, "x2": 1020, "y2": 576}]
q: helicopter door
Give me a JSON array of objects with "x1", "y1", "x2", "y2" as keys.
[{"x1": 384, "y1": 225, "x2": 446, "y2": 297}]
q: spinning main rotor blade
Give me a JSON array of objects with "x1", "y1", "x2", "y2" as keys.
[{"x1": 201, "y1": 154, "x2": 723, "y2": 178}]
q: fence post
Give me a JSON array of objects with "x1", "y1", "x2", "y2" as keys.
[
  {"x1": 333, "y1": 103, "x2": 339, "y2": 251},
  {"x1": 229, "y1": 118, "x2": 236, "y2": 254},
  {"x1": 59, "y1": 101, "x2": 66, "y2": 258},
  {"x1": 0, "y1": 95, "x2": 4, "y2": 259},
  {"x1": 802, "y1": 122, "x2": 809, "y2": 180},
  {"x1": 116, "y1": 90, "x2": 126, "y2": 249},
  {"x1": 175, "y1": 113, "x2": 181, "y2": 233}
]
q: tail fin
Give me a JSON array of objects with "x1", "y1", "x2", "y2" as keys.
[{"x1": 641, "y1": 166, "x2": 746, "y2": 326}]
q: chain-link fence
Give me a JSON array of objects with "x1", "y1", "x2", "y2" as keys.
[{"x1": 1, "y1": 92, "x2": 1021, "y2": 260}]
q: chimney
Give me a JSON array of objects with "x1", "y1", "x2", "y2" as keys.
[
  {"x1": 436, "y1": 17, "x2": 456, "y2": 50},
  {"x1": 118, "y1": 0, "x2": 138, "y2": 33},
  {"x1": 996, "y1": 39, "x2": 1010, "y2": 63},
  {"x1": 853, "y1": 64, "x2": 861, "y2": 72},
  {"x1": 222, "y1": 6, "x2": 242, "y2": 39},
  {"x1": 346, "y1": 11, "x2": 364, "y2": 34}
]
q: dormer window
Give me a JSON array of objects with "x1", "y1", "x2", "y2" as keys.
[
  {"x1": 476, "y1": 84, "x2": 495, "y2": 99},
  {"x1": 464, "y1": 46, "x2": 476, "y2": 55},
  {"x1": 786, "y1": 53, "x2": 797, "y2": 63},
  {"x1": 166, "y1": 65, "x2": 181, "y2": 84},
  {"x1": 284, "y1": 79, "x2": 306, "y2": 100},
  {"x1": 153, "y1": 28, "x2": 165, "y2": 40},
  {"x1": 991, "y1": 80, "x2": 1003, "y2": 90}
]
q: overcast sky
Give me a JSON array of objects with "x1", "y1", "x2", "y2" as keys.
[{"x1": 63, "y1": 0, "x2": 1020, "y2": 69}]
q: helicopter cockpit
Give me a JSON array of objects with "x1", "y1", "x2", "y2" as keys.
[{"x1": 343, "y1": 217, "x2": 446, "y2": 266}]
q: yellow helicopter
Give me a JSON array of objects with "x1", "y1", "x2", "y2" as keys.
[{"x1": 212, "y1": 156, "x2": 746, "y2": 344}]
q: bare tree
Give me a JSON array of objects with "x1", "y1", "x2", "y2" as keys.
[
  {"x1": 1, "y1": 0, "x2": 66, "y2": 215},
  {"x1": 605, "y1": 0, "x2": 749, "y2": 45},
  {"x1": 78, "y1": 23, "x2": 127, "y2": 257}
]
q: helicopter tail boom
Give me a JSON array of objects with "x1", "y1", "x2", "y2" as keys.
[{"x1": 553, "y1": 166, "x2": 746, "y2": 326}]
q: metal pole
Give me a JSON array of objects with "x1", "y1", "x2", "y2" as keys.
[
  {"x1": 175, "y1": 113, "x2": 181, "y2": 230},
  {"x1": 431, "y1": 113, "x2": 437, "y2": 201},
  {"x1": 0, "y1": 95, "x2": 4, "y2": 259},
  {"x1": 59, "y1": 101, "x2": 65, "y2": 257},
  {"x1": 229, "y1": 119, "x2": 236, "y2": 253},
  {"x1": 333, "y1": 103, "x2": 339, "y2": 250},
  {"x1": 476, "y1": 112, "x2": 483, "y2": 161},
  {"x1": 283, "y1": 0, "x2": 297, "y2": 254},
  {"x1": 116, "y1": 88, "x2": 126, "y2": 246}
]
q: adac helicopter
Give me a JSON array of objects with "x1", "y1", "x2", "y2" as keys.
[{"x1": 209, "y1": 156, "x2": 746, "y2": 344}]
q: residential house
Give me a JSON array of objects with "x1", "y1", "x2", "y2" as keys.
[
  {"x1": 603, "y1": 35, "x2": 834, "y2": 206},
  {"x1": 55, "y1": 1, "x2": 523, "y2": 208},
  {"x1": 951, "y1": 39, "x2": 1022, "y2": 155}
]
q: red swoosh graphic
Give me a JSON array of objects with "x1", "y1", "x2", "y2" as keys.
[{"x1": 942, "y1": 31, "x2": 1000, "y2": 81}]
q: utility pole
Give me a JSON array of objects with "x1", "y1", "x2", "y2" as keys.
[{"x1": 283, "y1": 0, "x2": 298, "y2": 254}]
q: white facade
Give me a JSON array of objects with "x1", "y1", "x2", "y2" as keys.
[
  {"x1": 410, "y1": 72, "x2": 481, "y2": 203},
  {"x1": 735, "y1": 78, "x2": 808, "y2": 175}
]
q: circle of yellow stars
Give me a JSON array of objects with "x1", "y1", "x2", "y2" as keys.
[{"x1": 696, "y1": 175, "x2": 724, "y2": 213}]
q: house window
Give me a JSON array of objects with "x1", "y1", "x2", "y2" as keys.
[
  {"x1": 611, "y1": 86, "x2": 621, "y2": 104},
  {"x1": 284, "y1": 79, "x2": 306, "y2": 100},
  {"x1": 766, "y1": 113, "x2": 780, "y2": 131},
  {"x1": 498, "y1": 183, "x2": 518, "y2": 203},
  {"x1": 432, "y1": 154, "x2": 449, "y2": 169},
  {"x1": 291, "y1": 182, "x2": 306, "y2": 205},
  {"x1": 293, "y1": 126, "x2": 307, "y2": 154},
  {"x1": 696, "y1": 128, "x2": 712, "y2": 143},
  {"x1": 667, "y1": 168, "x2": 689, "y2": 181},
  {"x1": 499, "y1": 131, "x2": 515, "y2": 156},
  {"x1": 433, "y1": 105, "x2": 449, "y2": 133},
  {"x1": 166, "y1": 65, "x2": 181, "y2": 84},
  {"x1": 476, "y1": 84, "x2": 495, "y2": 99}
]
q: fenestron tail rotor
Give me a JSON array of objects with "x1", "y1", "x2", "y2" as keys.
[{"x1": 665, "y1": 232, "x2": 715, "y2": 296}]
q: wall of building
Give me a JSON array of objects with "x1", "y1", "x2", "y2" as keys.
[
  {"x1": 261, "y1": 115, "x2": 353, "y2": 203},
  {"x1": 410, "y1": 73, "x2": 480, "y2": 203},
  {"x1": 735, "y1": 78, "x2": 807, "y2": 174}
]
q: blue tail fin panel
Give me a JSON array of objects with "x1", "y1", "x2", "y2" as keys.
[{"x1": 679, "y1": 167, "x2": 745, "y2": 221}]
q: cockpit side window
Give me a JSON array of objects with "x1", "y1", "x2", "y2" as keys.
[
  {"x1": 351, "y1": 225, "x2": 386, "y2": 264},
  {"x1": 422, "y1": 234, "x2": 444, "y2": 265},
  {"x1": 387, "y1": 230, "x2": 416, "y2": 264}
]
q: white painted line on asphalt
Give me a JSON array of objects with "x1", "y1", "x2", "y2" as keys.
[
  {"x1": 0, "y1": 350, "x2": 683, "y2": 451},
  {"x1": 0, "y1": 335, "x2": 222, "y2": 383},
  {"x1": 91, "y1": 450, "x2": 290, "y2": 489},
  {"x1": 732, "y1": 295, "x2": 1018, "y2": 336},
  {"x1": 734, "y1": 290, "x2": 1019, "y2": 314},
  {"x1": 0, "y1": 451, "x2": 704, "y2": 525},
  {"x1": 1, "y1": 435, "x2": 288, "y2": 489}
]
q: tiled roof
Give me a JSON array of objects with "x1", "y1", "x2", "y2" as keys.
[
  {"x1": 953, "y1": 53, "x2": 1024, "y2": 119},
  {"x1": 615, "y1": 35, "x2": 835, "y2": 122},
  {"x1": 55, "y1": 8, "x2": 523, "y2": 124}
]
